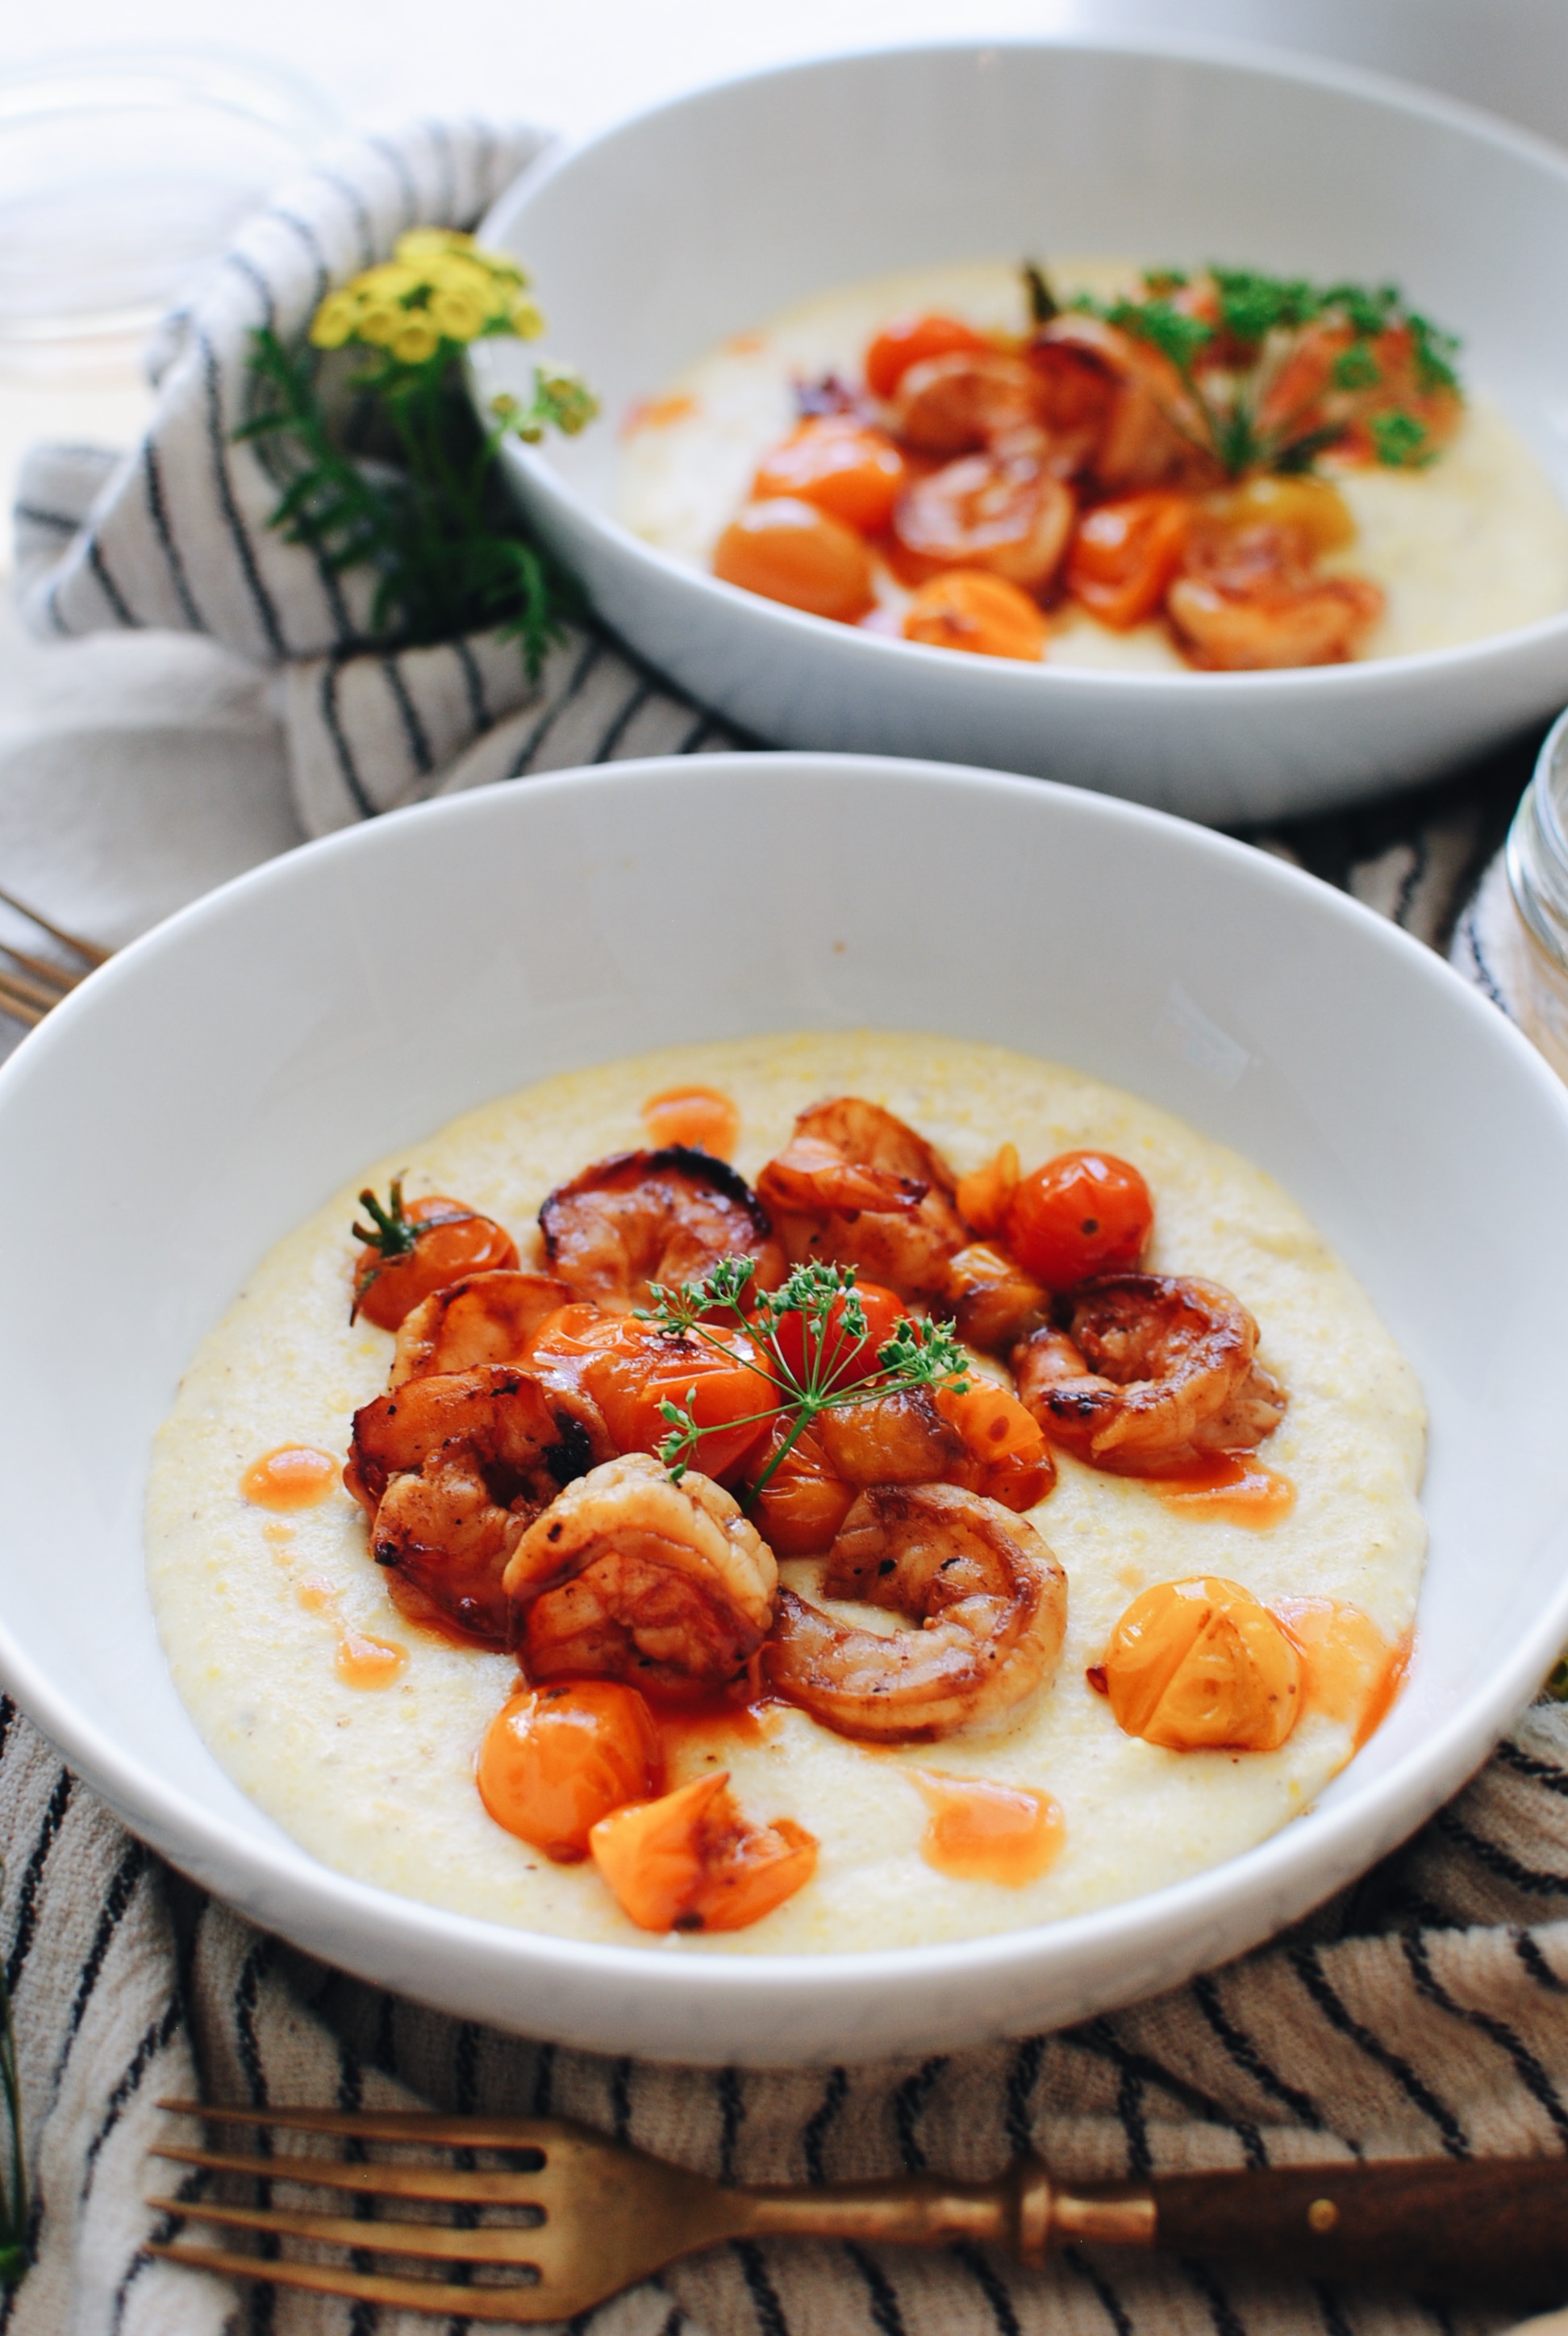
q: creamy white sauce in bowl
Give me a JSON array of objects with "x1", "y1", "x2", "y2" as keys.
[{"x1": 147, "y1": 1029, "x2": 1425, "y2": 1957}]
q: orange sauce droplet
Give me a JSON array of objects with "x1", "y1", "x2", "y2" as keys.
[
  {"x1": 296, "y1": 1577, "x2": 334, "y2": 1615},
  {"x1": 640, "y1": 1083, "x2": 740, "y2": 1159},
  {"x1": 623, "y1": 393, "x2": 697, "y2": 435},
  {"x1": 1274, "y1": 1598, "x2": 1411, "y2": 1750},
  {"x1": 242, "y1": 1445, "x2": 339, "y2": 1510},
  {"x1": 911, "y1": 1770, "x2": 1064, "y2": 1888},
  {"x1": 1147, "y1": 1453, "x2": 1295, "y2": 1527},
  {"x1": 335, "y1": 1628, "x2": 408, "y2": 1689}
]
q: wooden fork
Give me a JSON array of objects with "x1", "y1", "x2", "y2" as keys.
[
  {"x1": 0, "y1": 884, "x2": 108, "y2": 1026},
  {"x1": 149, "y1": 2100, "x2": 1568, "y2": 2320}
]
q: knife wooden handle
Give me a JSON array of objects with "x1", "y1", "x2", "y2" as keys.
[{"x1": 1145, "y1": 2155, "x2": 1568, "y2": 2305}]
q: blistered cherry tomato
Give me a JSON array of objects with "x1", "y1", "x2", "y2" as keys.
[
  {"x1": 903, "y1": 569, "x2": 1047, "y2": 661},
  {"x1": 477, "y1": 1680, "x2": 661, "y2": 1862},
  {"x1": 712, "y1": 498, "x2": 874, "y2": 621},
  {"x1": 744, "y1": 1421, "x2": 857, "y2": 1557},
  {"x1": 935, "y1": 1379, "x2": 1056, "y2": 1511},
  {"x1": 1003, "y1": 1150, "x2": 1153, "y2": 1291},
  {"x1": 771, "y1": 1281, "x2": 904, "y2": 1392},
  {"x1": 1065, "y1": 493, "x2": 1191, "y2": 630},
  {"x1": 531, "y1": 1304, "x2": 775, "y2": 1480},
  {"x1": 352, "y1": 1183, "x2": 519, "y2": 1329},
  {"x1": 753, "y1": 417, "x2": 907, "y2": 533},
  {"x1": 864, "y1": 312, "x2": 990, "y2": 401}
]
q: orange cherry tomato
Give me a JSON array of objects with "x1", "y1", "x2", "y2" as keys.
[
  {"x1": 902, "y1": 569, "x2": 1048, "y2": 661},
  {"x1": 744, "y1": 1420, "x2": 857, "y2": 1556},
  {"x1": 934, "y1": 1379, "x2": 1056, "y2": 1510},
  {"x1": 712, "y1": 498, "x2": 874, "y2": 621},
  {"x1": 589, "y1": 1768, "x2": 818, "y2": 1932},
  {"x1": 1099, "y1": 1577, "x2": 1302, "y2": 1752},
  {"x1": 1066, "y1": 492, "x2": 1191, "y2": 630},
  {"x1": 531, "y1": 1304, "x2": 775, "y2": 1480},
  {"x1": 771, "y1": 1280, "x2": 904, "y2": 1393},
  {"x1": 352, "y1": 1184, "x2": 519, "y2": 1330},
  {"x1": 477, "y1": 1680, "x2": 661, "y2": 1863},
  {"x1": 865, "y1": 312, "x2": 990, "y2": 401},
  {"x1": 1003, "y1": 1150, "x2": 1153, "y2": 1292},
  {"x1": 753, "y1": 417, "x2": 907, "y2": 534}
]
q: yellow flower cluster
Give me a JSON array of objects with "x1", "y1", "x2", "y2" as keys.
[{"x1": 308, "y1": 228, "x2": 545, "y2": 365}]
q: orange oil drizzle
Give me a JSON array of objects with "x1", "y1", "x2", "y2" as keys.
[
  {"x1": 655, "y1": 1695, "x2": 782, "y2": 1779},
  {"x1": 1274, "y1": 1597, "x2": 1412, "y2": 1750},
  {"x1": 640, "y1": 1083, "x2": 740, "y2": 1159},
  {"x1": 296, "y1": 1576, "x2": 407, "y2": 1689},
  {"x1": 1147, "y1": 1453, "x2": 1295, "y2": 1528},
  {"x1": 911, "y1": 1770, "x2": 1064, "y2": 1888},
  {"x1": 622, "y1": 393, "x2": 697, "y2": 436},
  {"x1": 241, "y1": 1445, "x2": 340, "y2": 1510}
]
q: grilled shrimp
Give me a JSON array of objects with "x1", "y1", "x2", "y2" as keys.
[
  {"x1": 765, "y1": 1482, "x2": 1067, "y2": 1742},
  {"x1": 892, "y1": 454, "x2": 1074, "y2": 591},
  {"x1": 757, "y1": 1098, "x2": 969, "y2": 1303},
  {"x1": 1013, "y1": 1274, "x2": 1287, "y2": 1477},
  {"x1": 887, "y1": 350, "x2": 1044, "y2": 457},
  {"x1": 540, "y1": 1146, "x2": 786, "y2": 1313},
  {"x1": 346, "y1": 1365, "x2": 596, "y2": 1647},
  {"x1": 504, "y1": 1453, "x2": 778, "y2": 1697},
  {"x1": 1166, "y1": 522, "x2": 1382, "y2": 669},
  {"x1": 390, "y1": 1271, "x2": 573, "y2": 1386}
]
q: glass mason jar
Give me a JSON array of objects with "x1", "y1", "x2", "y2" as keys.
[{"x1": 1507, "y1": 707, "x2": 1568, "y2": 1080}]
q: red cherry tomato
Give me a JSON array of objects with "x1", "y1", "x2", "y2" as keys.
[
  {"x1": 1003, "y1": 1151, "x2": 1153, "y2": 1291},
  {"x1": 352, "y1": 1188, "x2": 519, "y2": 1329},
  {"x1": 865, "y1": 312, "x2": 990, "y2": 401},
  {"x1": 771, "y1": 1281, "x2": 905, "y2": 1392},
  {"x1": 477, "y1": 1680, "x2": 661, "y2": 1863},
  {"x1": 531, "y1": 1305, "x2": 776, "y2": 1480}
]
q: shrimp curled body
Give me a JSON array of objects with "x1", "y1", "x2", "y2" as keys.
[
  {"x1": 540, "y1": 1147, "x2": 785, "y2": 1313},
  {"x1": 504, "y1": 1453, "x2": 778, "y2": 1697},
  {"x1": 1013, "y1": 1273, "x2": 1287, "y2": 1476},
  {"x1": 765, "y1": 1482, "x2": 1067, "y2": 1742},
  {"x1": 390, "y1": 1271, "x2": 574, "y2": 1386},
  {"x1": 757, "y1": 1098, "x2": 969, "y2": 1303}
]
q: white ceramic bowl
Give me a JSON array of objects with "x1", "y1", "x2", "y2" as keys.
[
  {"x1": 473, "y1": 38, "x2": 1568, "y2": 827},
  {"x1": 3, "y1": 754, "x2": 1568, "y2": 2066}
]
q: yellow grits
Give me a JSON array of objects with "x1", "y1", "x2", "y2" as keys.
[
  {"x1": 619, "y1": 258, "x2": 1568, "y2": 665},
  {"x1": 145, "y1": 1031, "x2": 1425, "y2": 1954}
]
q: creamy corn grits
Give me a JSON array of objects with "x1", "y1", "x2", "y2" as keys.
[
  {"x1": 146, "y1": 1031, "x2": 1425, "y2": 1954},
  {"x1": 619, "y1": 258, "x2": 1568, "y2": 664}
]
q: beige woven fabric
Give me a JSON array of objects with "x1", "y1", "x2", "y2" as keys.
[{"x1": 5, "y1": 1683, "x2": 1568, "y2": 2336}]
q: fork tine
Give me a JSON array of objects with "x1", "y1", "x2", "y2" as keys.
[
  {"x1": 157, "y1": 2099, "x2": 560, "y2": 2151},
  {"x1": 0, "y1": 976, "x2": 45, "y2": 1027},
  {"x1": 0, "y1": 963, "x2": 69, "y2": 1014},
  {"x1": 153, "y1": 2142, "x2": 539, "y2": 2205},
  {"x1": 0, "y1": 940, "x2": 81, "y2": 993},
  {"x1": 147, "y1": 2195, "x2": 542, "y2": 2265},
  {"x1": 146, "y1": 2244, "x2": 555, "y2": 2324},
  {"x1": 0, "y1": 885, "x2": 110, "y2": 966}
]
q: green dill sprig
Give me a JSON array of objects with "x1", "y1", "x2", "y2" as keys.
[
  {"x1": 636, "y1": 1256, "x2": 970, "y2": 1495},
  {"x1": 1057, "y1": 265, "x2": 1462, "y2": 480}
]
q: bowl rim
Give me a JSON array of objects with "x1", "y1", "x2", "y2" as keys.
[
  {"x1": 3, "y1": 749, "x2": 1568, "y2": 2025},
  {"x1": 477, "y1": 27, "x2": 1568, "y2": 699}
]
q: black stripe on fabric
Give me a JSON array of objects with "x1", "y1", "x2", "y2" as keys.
[
  {"x1": 455, "y1": 636, "x2": 490, "y2": 733},
  {"x1": 843, "y1": 2240, "x2": 907, "y2": 2336},
  {"x1": 6, "y1": 1765, "x2": 75, "y2": 1992},
  {"x1": 731, "y1": 2238, "x2": 790, "y2": 2336},
  {"x1": 11, "y1": 502, "x2": 80, "y2": 533},
  {"x1": 80, "y1": 1995, "x2": 184, "y2": 2197},
  {"x1": 715, "y1": 2065, "x2": 743, "y2": 2182},
  {"x1": 1436, "y1": 1805, "x2": 1568, "y2": 1898},
  {"x1": 336, "y1": 2034, "x2": 380, "y2": 2336},
  {"x1": 141, "y1": 442, "x2": 203, "y2": 628},
  {"x1": 1075, "y1": 2018, "x2": 1266, "y2": 2169},
  {"x1": 1516, "y1": 1929, "x2": 1568, "y2": 1992},
  {"x1": 677, "y1": 709, "x2": 720, "y2": 754},
  {"x1": 0, "y1": 1698, "x2": 15, "y2": 1769},
  {"x1": 611, "y1": 2055, "x2": 634, "y2": 2145},
  {"x1": 1402, "y1": 1927, "x2": 1568, "y2": 2144},
  {"x1": 1115, "y1": 2055, "x2": 1149, "y2": 2180},
  {"x1": 223, "y1": 248, "x2": 277, "y2": 332},
  {"x1": 1003, "y1": 2037, "x2": 1045, "y2": 2158},
  {"x1": 1287, "y1": 1943, "x2": 1470, "y2": 2158},
  {"x1": 949, "y1": 2238, "x2": 1021, "y2": 2336},
  {"x1": 1391, "y1": 829, "x2": 1430, "y2": 930},
  {"x1": 532, "y1": 2040, "x2": 555, "y2": 2117},
  {"x1": 1063, "y1": 2245, "x2": 1135, "y2": 2336},
  {"x1": 507, "y1": 637, "x2": 603, "y2": 775},
  {"x1": 591, "y1": 679, "x2": 654, "y2": 765},
  {"x1": 1179, "y1": 2255, "x2": 1247, "y2": 2336},
  {"x1": 1496, "y1": 1737, "x2": 1568, "y2": 1792},
  {"x1": 321, "y1": 656, "x2": 377, "y2": 819},
  {"x1": 201, "y1": 332, "x2": 287, "y2": 658},
  {"x1": 107, "y1": 2162, "x2": 210, "y2": 2336},
  {"x1": 368, "y1": 134, "x2": 420, "y2": 233},
  {"x1": 656, "y1": 2305, "x2": 686, "y2": 2336},
  {"x1": 803, "y1": 2067, "x2": 847, "y2": 2184},
  {"x1": 57, "y1": 1837, "x2": 147, "y2": 2067},
  {"x1": 43, "y1": 576, "x2": 69, "y2": 636},
  {"x1": 87, "y1": 536, "x2": 136, "y2": 626},
  {"x1": 1192, "y1": 1970, "x2": 1329, "y2": 2134},
  {"x1": 381, "y1": 653, "x2": 435, "y2": 775},
  {"x1": 1457, "y1": 903, "x2": 1513, "y2": 1016},
  {"x1": 1312, "y1": 2280, "x2": 1355, "y2": 2336},
  {"x1": 374, "y1": 1991, "x2": 399, "y2": 2075},
  {"x1": 265, "y1": 206, "x2": 331, "y2": 309},
  {"x1": 892, "y1": 2056, "x2": 947, "y2": 2175},
  {"x1": 318, "y1": 166, "x2": 377, "y2": 268},
  {"x1": 234, "y1": 1934, "x2": 280, "y2": 2329}
]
